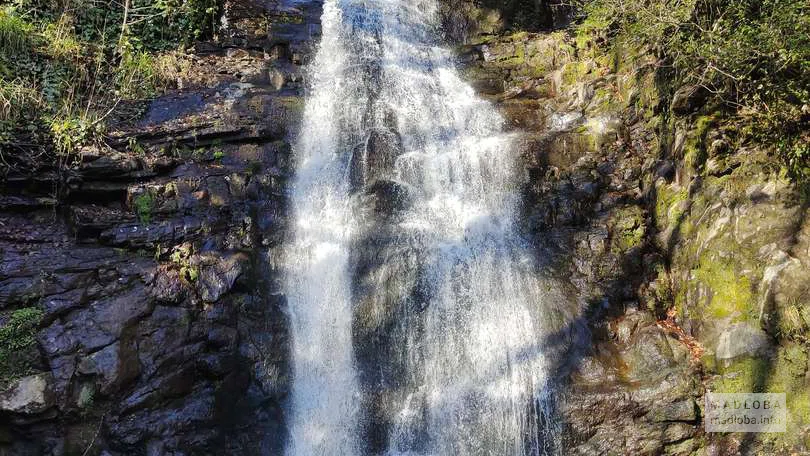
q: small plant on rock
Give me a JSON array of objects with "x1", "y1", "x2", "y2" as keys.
[
  {"x1": 133, "y1": 190, "x2": 155, "y2": 224},
  {"x1": 0, "y1": 307, "x2": 44, "y2": 387}
]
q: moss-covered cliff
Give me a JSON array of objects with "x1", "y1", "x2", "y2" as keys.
[{"x1": 453, "y1": 1, "x2": 809, "y2": 454}]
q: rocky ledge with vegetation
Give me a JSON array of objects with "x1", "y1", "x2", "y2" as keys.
[
  {"x1": 0, "y1": 0, "x2": 318, "y2": 453},
  {"x1": 0, "y1": 0, "x2": 809, "y2": 455},
  {"x1": 450, "y1": 0, "x2": 809, "y2": 454}
]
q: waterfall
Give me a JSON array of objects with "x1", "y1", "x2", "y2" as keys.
[
  {"x1": 284, "y1": 0, "x2": 558, "y2": 454},
  {"x1": 282, "y1": 1, "x2": 365, "y2": 453}
]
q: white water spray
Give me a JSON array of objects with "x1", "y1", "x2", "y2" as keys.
[{"x1": 284, "y1": 0, "x2": 558, "y2": 454}]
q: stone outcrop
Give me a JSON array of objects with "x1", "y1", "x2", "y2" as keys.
[
  {"x1": 0, "y1": 374, "x2": 54, "y2": 415},
  {"x1": 455, "y1": 5, "x2": 810, "y2": 454},
  {"x1": 1, "y1": 0, "x2": 808, "y2": 455},
  {"x1": 0, "y1": 0, "x2": 321, "y2": 454}
]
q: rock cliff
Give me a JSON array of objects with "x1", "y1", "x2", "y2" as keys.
[
  {"x1": 451, "y1": 2, "x2": 809, "y2": 454},
  {"x1": 1, "y1": 1, "x2": 808, "y2": 455},
  {"x1": 1, "y1": 1, "x2": 321, "y2": 453}
]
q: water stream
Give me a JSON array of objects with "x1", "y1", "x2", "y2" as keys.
[{"x1": 283, "y1": 1, "x2": 558, "y2": 454}]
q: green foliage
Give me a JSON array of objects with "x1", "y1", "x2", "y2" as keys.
[
  {"x1": 49, "y1": 116, "x2": 99, "y2": 155},
  {"x1": 779, "y1": 300, "x2": 810, "y2": 342},
  {"x1": 575, "y1": 0, "x2": 810, "y2": 186},
  {"x1": 116, "y1": 41, "x2": 161, "y2": 100},
  {"x1": 40, "y1": 14, "x2": 80, "y2": 58},
  {"x1": 0, "y1": 307, "x2": 44, "y2": 385},
  {"x1": 170, "y1": 243, "x2": 199, "y2": 282},
  {"x1": 142, "y1": 0, "x2": 222, "y2": 49},
  {"x1": 0, "y1": 6, "x2": 32, "y2": 55},
  {"x1": 0, "y1": 78, "x2": 39, "y2": 121},
  {"x1": 0, "y1": 0, "x2": 222, "y2": 160},
  {"x1": 133, "y1": 190, "x2": 154, "y2": 223}
]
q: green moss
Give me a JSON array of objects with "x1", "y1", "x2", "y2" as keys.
[
  {"x1": 611, "y1": 205, "x2": 646, "y2": 252},
  {"x1": 493, "y1": 42, "x2": 526, "y2": 68},
  {"x1": 694, "y1": 256, "x2": 755, "y2": 321},
  {"x1": 701, "y1": 351, "x2": 717, "y2": 374},
  {"x1": 133, "y1": 191, "x2": 155, "y2": 224},
  {"x1": 654, "y1": 182, "x2": 688, "y2": 230},
  {"x1": 574, "y1": 32, "x2": 592, "y2": 54},
  {"x1": 619, "y1": 226, "x2": 645, "y2": 250},
  {"x1": 521, "y1": 37, "x2": 566, "y2": 77},
  {"x1": 0, "y1": 307, "x2": 44, "y2": 386},
  {"x1": 635, "y1": 72, "x2": 659, "y2": 118},
  {"x1": 271, "y1": 12, "x2": 303, "y2": 24},
  {"x1": 673, "y1": 285, "x2": 688, "y2": 315},
  {"x1": 683, "y1": 115, "x2": 717, "y2": 172},
  {"x1": 710, "y1": 345, "x2": 810, "y2": 450},
  {"x1": 712, "y1": 357, "x2": 770, "y2": 393},
  {"x1": 666, "y1": 437, "x2": 703, "y2": 456},
  {"x1": 590, "y1": 86, "x2": 623, "y2": 114},
  {"x1": 569, "y1": 124, "x2": 602, "y2": 152},
  {"x1": 575, "y1": 15, "x2": 610, "y2": 54},
  {"x1": 594, "y1": 52, "x2": 617, "y2": 74},
  {"x1": 646, "y1": 265, "x2": 674, "y2": 313},
  {"x1": 560, "y1": 61, "x2": 591, "y2": 87}
]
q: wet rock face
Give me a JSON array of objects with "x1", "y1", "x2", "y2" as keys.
[
  {"x1": 458, "y1": 8, "x2": 810, "y2": 454},
  {"x1": 454, "y1": 18, "x2": 701, "y2": 456},
  {"x1": 350, "y1": 129, "x2": 404, "y2": 194},
  {"x1": 438, "y1": 0, "x2": 572, "y2": 43},
  {"x1": 0, "y1": 0, "x2": 320, "y2": 453}
]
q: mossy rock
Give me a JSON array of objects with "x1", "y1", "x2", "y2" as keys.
[
  {"x1": 708, "y1": 344, "x2": 810, "y2": 451},
  {"x1": 653, "y1": 181, "x2": 688, "y2": 232},
  {"x1": 520, "y1": 33, "x2": 574, "y2": 77},
  {"x1": 133, "y1": 191, "x2": 155, "y2": 223},
  {"x1": 0, "y1": 307, "x2": 44, "y2": 388},
  {"x1": 683, "y1": 115, "x2": 718, "y2": 172},
  {"x1": 694, "y1": 254, "x2": 756, "y2": 322},
  {"x1": 587, "y1": 86, "x2": 623, "y2": 115},
  {"x1": 609, "y1": 205, "x2": 647, "y2": 253},
  {"x1": 559, "y1": 60, "x2": 594, "y2": 88}
]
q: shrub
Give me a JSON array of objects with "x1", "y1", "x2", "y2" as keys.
[
  {"x1": 574, "y1": 0, "x2": 810, "y2": 185},
  {"x1": 0, "y1": 1, "x2": 223, "y2": 159},
  {"x1": 0, "y1": 6, "x2": 33, "y2": 56}
]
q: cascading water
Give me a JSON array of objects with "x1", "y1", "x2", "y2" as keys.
[
  {"x1": 282, "y1": 1, "x2": 365, "y2": 453},
  {"x1": 284, "y1": 0, "x2": 559, "y2": 454}
]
